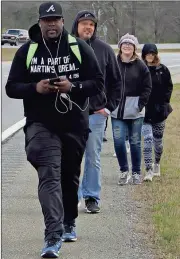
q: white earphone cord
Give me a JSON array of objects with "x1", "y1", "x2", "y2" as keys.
[{"x1": 41, "y1": 30, "x2": 89, "y2": 114}]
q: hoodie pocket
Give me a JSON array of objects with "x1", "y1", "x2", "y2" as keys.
[
  {"x1": 111, "y1": 104, "x2": 120, "y2": 118},
  {"x1": 123, "y1": 96, "x2": 145, "y2": 119}
]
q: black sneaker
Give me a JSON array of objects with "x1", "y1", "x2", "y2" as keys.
[
  {"x1": 85, "y1": 197, "x2": 100, "y2": 213},
  {"x1": 62, "y1": 223, "x2": 77, "y2": 242},
  {"x1": 41, "y1": 238, "x2": 62, "y2": 258},
  {"x1": 103, "y1": 137, "x2": 107, "y2": 142},
  {"x1": 103, "y1": 132, "x2": 108, "y2": 142}
]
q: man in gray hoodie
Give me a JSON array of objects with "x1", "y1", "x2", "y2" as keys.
[{"x1": 71, "y1": 11, "x2": 122, "y2": 214}]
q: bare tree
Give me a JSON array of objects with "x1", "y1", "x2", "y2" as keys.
[
  {"x1": 131, "y1": 2, "x2": 137, "y2": 35},
  {"x1": 1, "y1": 1, "x2": 180, "y2": 43},
  {"x1": 171, "y1": 12, "x2": 180, "y2": 41},
  {"x1": 125, "y1": 1, "x2": 137, "y2": 35},
  {"x1": 150, "y1": 1, "x2": 169, "y2": 43},
  {"x1": 98, "y1": 1, "x2": 125, "y2": 43}
]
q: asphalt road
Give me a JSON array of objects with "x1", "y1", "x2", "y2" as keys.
[
  {"x1": 2, "y1": 53, "x2": 180, "y2": 132},
  {"x1": 2, "y1": 62, "x2": 24, "y2": 132},
  {"x1": 2, "y1": 44, "x2": 23, "y2": 48}
]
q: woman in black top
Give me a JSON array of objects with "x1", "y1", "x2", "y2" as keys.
[
  {"x1": 141, "y1": 44, "x2": 173, "y2": 181},
  {"x1": 111, "y1": 34, "x2": 152, "y2": 185}
]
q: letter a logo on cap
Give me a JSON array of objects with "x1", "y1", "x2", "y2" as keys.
[{"x1": 46, "y1": 5, "x2": 55, "y2": 12}]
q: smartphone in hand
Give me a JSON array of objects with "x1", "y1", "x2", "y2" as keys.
[{"x1": 49, "y1": 77, "x2": 61, "y2": 86}]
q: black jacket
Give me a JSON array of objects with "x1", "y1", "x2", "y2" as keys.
[
  {"x1": 71, "y1": 11, "x2": 122, "y2": 114},
  {"x1": 112, "y1": 55, "x2": 152, "y2": 119},
  {"x1": 5, "y1": 24, "x2": 104, "y2": 133},
  {"x1": 144, "y1": 64, "x2": 173, "y2": 123}
]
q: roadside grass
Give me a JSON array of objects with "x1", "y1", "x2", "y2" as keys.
[
  {"x1": 1, "y1": 46, "x2": 180, "y2": 62},
  {"x1": 1, "y1": 48, "x2": 18, "y2": 61},
  {"x1": 136, "y1": 84, "x2": 180, "y2": 259}
]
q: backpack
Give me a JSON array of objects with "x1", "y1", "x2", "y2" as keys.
[{"x1": 26, "y1": 34, "x2": 82, "y2": 69}]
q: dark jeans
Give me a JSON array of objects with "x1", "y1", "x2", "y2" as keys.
[
  {"x1": 111, "y1": 118, "x2": 144, "y2": 174},
  {"x1": 24, "y1": 122, "x2": 88, "y2": 241}
]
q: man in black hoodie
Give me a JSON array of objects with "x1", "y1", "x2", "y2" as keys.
[
  {"x1": 5, "y1": 2, "x2": 104, "y2": 258},
  {"x1": 72, "y1": 11, "x2": 122, "y2": 213}
]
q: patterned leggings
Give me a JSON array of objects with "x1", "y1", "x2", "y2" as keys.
[{"x1": 142, "y1": 121, "x2": 165, "y2": 170}]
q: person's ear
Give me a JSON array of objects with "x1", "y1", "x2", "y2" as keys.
[{"x1": 38, "y1": 20, "x2": 41, "y2": 28}]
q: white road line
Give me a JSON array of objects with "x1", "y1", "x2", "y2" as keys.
[
  {"x1": 168, "y1": 65, "x2": 180, "y2": 68},
  {"x1": 2, "y1": 118, "x2": 26, "y2": 143}
]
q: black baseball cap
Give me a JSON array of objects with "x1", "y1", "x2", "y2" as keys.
[
  {"x1": 39, "y1": 2, "x2": 63, "y2": 19},
  {"x1": 78, "y1": 12, "x2": 97, "y2": 23}
]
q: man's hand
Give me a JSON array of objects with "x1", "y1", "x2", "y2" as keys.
[
  {"x1": 49, "y1": 79, "x2": 71, "y2": 93},
  {"x1": 36, "y1": 79, "x2": 50, "y2": 94},
  {"x1": 94, "y1": 108, "x2": 109, "y2": 117}
]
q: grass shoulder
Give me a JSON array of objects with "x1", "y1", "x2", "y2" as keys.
[
  {"x1": 136, "y1": 84, "x2": 180, "y2": 259},
  {"x1": 2, "y1": 48, "x2": 18, "y2": 62}
]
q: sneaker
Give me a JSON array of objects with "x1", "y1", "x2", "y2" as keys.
[
  {"x1": 132, "y1": 173, "x2": 142, "y2": 185},
  {"x1": 125, "y1": 140, "x2": 130, "y2": 154},
  {"x1": 62, "y1": 223, "x2": 77, "y2": 242},
  {"x1": 113, "y1": 152, "x2": 116, "y2": 157},
  {"x1": 103, "y1": 133, "x2": 108, "y2": 142},
  {"x1": 144, "y1": 169, "x2": 153, "y2": 182},
  {"x1": 118, "y1": 171, "x2": 131, "y2": 185},
  {"x1": 153, "y1": 163, "x2": 161, "y2": 176},
  {"x1": 85, "y1": 197, "x2": 100, "y2": 213},
  {"x1": 41, "y1": 239, "x2": 62, "y2": 258}
]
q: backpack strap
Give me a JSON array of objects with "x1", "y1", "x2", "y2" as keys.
[
  {"x1": 26, "y1": 42, "x2": 38, "y2": 69},
  {"x1": 68, "y1": 34, "x2": 82, "y2": 64}
]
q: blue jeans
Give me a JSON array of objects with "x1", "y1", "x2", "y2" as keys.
[
  {"x1": 79, "y1": 114, "x2": 107, "y2": 202},
  {"x1": 111, "y1": 117, "x2": 144, "y2": 174}
]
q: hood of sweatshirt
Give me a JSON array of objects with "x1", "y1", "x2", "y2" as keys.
[
  {"x1": 28, "y1": 23, "x2": 67, "y2": 43},
  {"x1": 28, "y1": 23, "x2": 42, "y2": 43},
  {"x1": 71, "y1": 10, "x2": 97, "y2": 42},
  {"x1": 142, "y1": 43, "x2": 158, "y2": 59}
]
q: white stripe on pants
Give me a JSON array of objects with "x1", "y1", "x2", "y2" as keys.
[{"x1": 142, "y1": 121, "x2": 165, "y2": 170}]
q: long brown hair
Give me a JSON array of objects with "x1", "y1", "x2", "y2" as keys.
[{"x1": 142, "y1": 53, "x2": 161, "y2": 66}]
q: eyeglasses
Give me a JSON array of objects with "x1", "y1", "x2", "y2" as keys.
[{"x1": 122, "y1": 42, "x2": 134, "y2": 47}]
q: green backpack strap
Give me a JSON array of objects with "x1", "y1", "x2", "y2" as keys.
[
  {"x1": 26, "y1": 42, "x2": 38, "y2": 69},
  {"x1": 68, "y1": 34, "x2": 82, "y2": 64}
]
